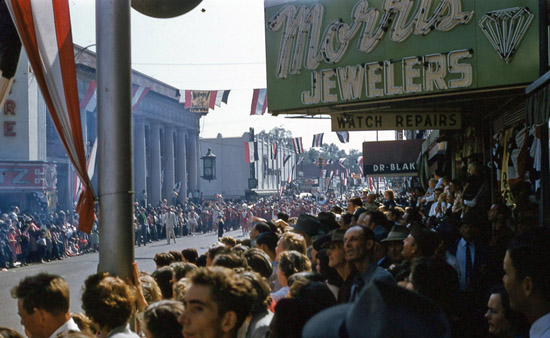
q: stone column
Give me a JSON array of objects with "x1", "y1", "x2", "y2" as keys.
[
  {"x1": 188, "y1": 131, "x2": 198, "y2": 194},
  {"x1": 176, "y1": 128, "x2": 187, "y2": 203},
  {"x1": 134, "y1": 119, "x2": 146, "y2": 204},
  {"x1": 163, "y1": 126, "x2": 175, "y2": 204},
  {"x1": 150, "y1": 123, "x2": 162, "y2": 205}
]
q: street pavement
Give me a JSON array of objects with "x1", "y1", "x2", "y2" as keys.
[{"x1": 0, "y1": 229, "x2": 246, "y2": 333}]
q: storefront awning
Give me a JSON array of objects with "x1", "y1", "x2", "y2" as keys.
[{"x1": 526, "y1": 70, "x2": 550, "y2": 125}]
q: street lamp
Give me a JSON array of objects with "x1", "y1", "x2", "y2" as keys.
[{"x1": 201, "y1": 148, "x2": 216, "y2": 182}]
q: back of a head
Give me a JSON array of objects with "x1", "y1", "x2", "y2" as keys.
[
  {"x1": 154, "y1": 252, "x2": 175, "y2": 268},
  {"x1": 243, "y1": 248, "x2": 273, "y2": 279},
  {"x1": 11, "y1": 273, "x2": 70, "y2": 316},
  {"x1": 181, "y1": 248, "x2": 199, "y2": 264},
  {"x1": 278, "y1": 250, "x2": 312, "y2": 279},
  {"x1": 212, "y1": 253, "x2": 249, "y2": 270},
  {"x1": 139, "y1": 275, "x2": 162, "y2": 305},
  {"x1": 168, "y1": 251, "x2": 184, "y2": 262},
  {"x1": 170, "y1": 262, "x2": 198, "y2": 281},
  {"x1": 277, "y1": 212, "x2": 289, "y2": 222},
  {"x1": 255, "y1": 231, "x2": 279, "y2": 253},
  {"x1": 144, "y1": 300, "x2": 184, "y2": 338},
  {"x1": 290, "y1": 280, "x2": 336, "y2": 313},
  {"x1": 349, "y1": 196, "x2": 363, "y2": 208},
  {"x1": 411, "y1": 226, "x2": 441, "y2": 258},
  {"x1": 152, "y1": 266, "x2": 175, "y2": 299},
  {"x1": 81, "y1": 273, "x2": 135, "y2": 331},
  {"x1": 239, "y1": 271, "x2": 272, "y2": 315},
  {"x1": 280, "y1": 232, "x2": 307, "y2": 255}
]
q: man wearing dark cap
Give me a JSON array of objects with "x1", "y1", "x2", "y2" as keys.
[
  {"x1": 344, "y1": 226, "x2": 395, "y2": 301},
  {"x1": 256, "y1": 231, "x2": 281, "y2": 292},
  {"x1": 292, "y1": 214, "x2": 322, "y2": 262}
]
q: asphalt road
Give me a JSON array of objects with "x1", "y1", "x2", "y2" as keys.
[{"x1": 0, "y1": 229, "x2": 247, "y2": 334}]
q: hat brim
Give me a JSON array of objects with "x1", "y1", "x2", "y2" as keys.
[
  {"x1": 381, "y1": 235, "x2": 407, "y2": 242},
  {"x1": 302, "y1": 303, "x2": 350, "y2": 338}
]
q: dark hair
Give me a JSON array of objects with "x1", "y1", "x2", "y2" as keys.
[
  {"x1": 410, "y1": 257, "x2": 460, "y2": 317},
  {"x1": 341, "y1": 212, "x2": 353, "y2": 226},
  {"x1": 366, "y1": 210, "x2": 387, "y2": 227},
  {"x1": 169, "y1": 251, "x2": 184, "y2": 262},
  {"x1": 154, "y1": 252, "x2": 175, "y2": 267},
  {"x1": 81, "y1": 273, "x2": 135, "y2": 330},
  {"x1": 143, "y1": 300, "x2": 184, "y2": 338},
  {"x1": 170, "y1": 262, "x2": 198, "y2": 281},
  {"x1": 254, "y1": 222, "x2": 272, "y2": 234},
  {"x1": 410, "y1": 227, "x2": 441, "y2": 258},
  {"x1": 212, "y1": 253, "x2": 249, "y2": 270},
  {"x1": 277, "y1": 212, "x2": 289, "y2": 222},
  {"x1": 315, "y1": 249, "x2": 342, "y2": 286},
  {"x1": 348, "y1": 196, "x2": 363, "y2": 208},
  {"x1": 287, "y1": 271, "x2": 326, "y2": 287},
  {"x1": 279, "y1": 251, "x2": 312, "y2": 279},
  {"x1": 489, "y1": 284, "x2": 529, "y2": 332},
  {"x1": 188, "y1": 267, "x2": 256, "y2": 332},
  {"x1": 207, "y1": 245, "x2": 232, "y2": 262},
  {"x1": 507, "y1": 229, "x2": 550, "y2": 302},
  {"x1": 196, "y1": 254, "x2": 207, "y2": 267},
  {"x1": 152, "y1": 266, "x2": 174, "y2": 299},
  {"x1": 243, "y1": 248, "x2": 273, "y2": 279},
  {"x1": 181, "y1": 248, "x2": 199, "y2": 264},
  {"x1": 255, "y1": 231, "x2": 279, "y2": 253},
  {"x1": 11, "y1": 273, "x2": 70, "y2": 315},
  {"x1": 239, "y1": 271, "x2": 272, "y2": 315}
]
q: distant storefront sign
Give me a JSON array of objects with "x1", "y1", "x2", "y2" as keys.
[
  {"x1": 0, "y1": 161, "x2": 57, "y2": 192},
  {"x1": 332, "y1": 112, "x2": 461, "y2": 131},
  {"x1": 264, "y1": 0, "x2": 539, "y2": 115},
  {"x1": 363, "y1": 140, "x2": 423, "y2": 176}
]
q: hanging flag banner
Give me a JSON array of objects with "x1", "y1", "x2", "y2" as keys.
[
  {"x1": 132, "y1": 84, "x2": 150, "y2": 111},
  {"x1": 292, "y1": 137, "x2": 304, "y2": 154},
  {"x1": 332, "y1": 112, "x2": 461, "y2": 131},
  {"x1": 189, "y1": 90, "x2": 211, "y2": 113},
  {"x1": 336, "y1": 131, "x2": 349, "y2": 143},
  {"x1": 244, "y1": 141, "x2": 259, "y2": 163},
  {"x1": 312, "y1": 133, "x2": 324, "y2": 147},
  {"x1": 270, "y1": 143, "x2": 277, "y2": 160},
  {"x1": 80, "y1": 81, "x2": 97, "y2": 112},
  {"x1": 362, "y1": 139, "x2": 423, "y2": 177},
  {"x1": 250, "y1": 88, "x2": 268, "y2": 115},
  {"x1": 283, "y1": 154, "x2": 291, "y2": 166}
]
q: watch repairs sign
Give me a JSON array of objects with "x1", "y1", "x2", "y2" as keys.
[{"x1": 332, "y1": 112, "x2": 461, "y2": 131}]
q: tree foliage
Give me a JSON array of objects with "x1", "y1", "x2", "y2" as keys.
[{"x1": 257, "y1": 127, "x2": 362, "y2": 171}]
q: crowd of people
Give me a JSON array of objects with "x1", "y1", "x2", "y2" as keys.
[{"x1": 2, "y1": 162, "x2": 550, "y2": 338}]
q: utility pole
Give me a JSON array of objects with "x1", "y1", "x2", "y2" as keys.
[{"x1": 96, "y1": 0, "x2": 134, "y2": 278}]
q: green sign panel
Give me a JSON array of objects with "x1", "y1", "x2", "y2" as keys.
[{"x1": 264, "y1": 0, "x2": 540, "y2": 114}]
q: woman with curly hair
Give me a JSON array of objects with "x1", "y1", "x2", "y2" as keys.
[{"x1": 271, "y1": 250, "x2": 311, "y2": 302}]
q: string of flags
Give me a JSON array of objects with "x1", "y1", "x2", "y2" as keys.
[
  {"x1": 292, "y1": 137, "x2": 304, "y2": 154},
  {"x1": 80, "y1": 80, "x2": 150, "y2": 112},
  {"x1": 178, "y1": 89, "x2": 231, "y2": 113}
]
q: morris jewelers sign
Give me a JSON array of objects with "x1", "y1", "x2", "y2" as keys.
[{"x1": 264, "y1": 0, "x2": 539, "y2": 115}]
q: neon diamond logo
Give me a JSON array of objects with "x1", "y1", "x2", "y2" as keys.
[{"x1": 478, "y1": 7, "x2": 534, "y2": 63}]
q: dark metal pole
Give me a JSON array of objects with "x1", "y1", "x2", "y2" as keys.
[
  {"x1": 96, "y1": 0, "x2": 134, "y2": 277},
  {"x1": 539, "y1": 0, "x2": 550, "y2": 228}
]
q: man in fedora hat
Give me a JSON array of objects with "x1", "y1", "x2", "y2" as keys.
[{"x1": 379, "y1": 225, "x2": 409, "y2": 269}]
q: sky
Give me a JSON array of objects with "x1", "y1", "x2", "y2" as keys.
[{"x1": 68, "y1": 0, "x2": 395, "y2": 153}]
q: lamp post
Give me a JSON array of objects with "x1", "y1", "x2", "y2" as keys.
[{"x1": 201, "y1": 148, "x2": 216, "y2": 182}]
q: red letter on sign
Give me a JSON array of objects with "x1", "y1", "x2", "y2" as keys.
[
  {"x1": 4, "y1": 121, "x2": 16, "y2": 136},
  {"x1": 4, "y1": 100, "x2": 15, "y2": 115}
]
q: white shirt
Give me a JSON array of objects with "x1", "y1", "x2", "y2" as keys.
[
  {"x1": 49, "y1": 318, "x2": 80, "y2": 338},
  {"x1": 530, "y1": 312, "x2": 550, "y2": 338}
]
